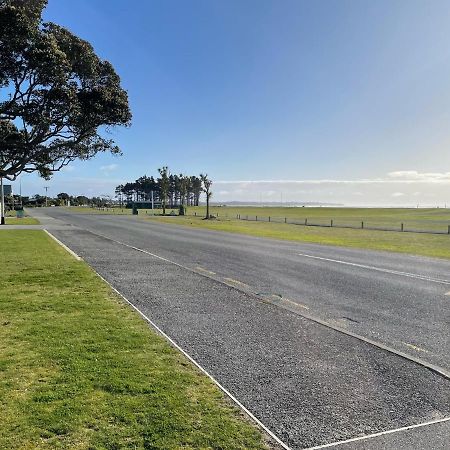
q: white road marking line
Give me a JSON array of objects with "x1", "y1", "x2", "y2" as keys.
[
  {"x1": 305, "y1": 416, "x2": 450, "y2": 449},
  {"x1": 224, "y1": 277, "x2": 249, "y2": 287},
  {"x1": 65, "y1": 229, "x2": 450, "y2": 380},
  {"x1": 282, "y1": 297, "x2": 310, "y2": 310},
  {"x1": 403, "y1": 342, "x2": 429, "y2": 353},
  {"x1": 91, "y1": 270, "x2": 291, "y2": 450},
  {"x1": 44, "y1": 229, "x2": 82, "y2": 261},
  {"x1": 52, "y1": 227, "x2": 450, "y2": 449},
  {"x1": 298, "y1": 253, "x2": 450, "y2": 286},
  {"x1": 195, "y1": 266, "x2": 216, "y2": 275}
]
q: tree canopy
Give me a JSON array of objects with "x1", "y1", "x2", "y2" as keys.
[
  {"x1": 0, "y1": 0, "x2": 131, "y2": 181},
  {"x1": 116, "y1": 171, "x2": 205, "y2": 210}
]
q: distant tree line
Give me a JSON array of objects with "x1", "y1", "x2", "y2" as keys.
[
  {"x1": 17, "y1": 193, "x2": 111, "y2": 208},
  {"x1": 13, "y1": 168, "x2": 214, "y2": 219},
  {"x1": 115, "y1": 167, "x2": 212, "y2": 216}
]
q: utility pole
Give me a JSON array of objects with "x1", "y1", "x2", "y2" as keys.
[
  {"x1": 44, "y1": 186, "x2": 49, "y2": 207},
  {"x1": 0, "y1": 177, "x2": 5, "y2": 225},
  {"x1": 151, "y1": 190, "x2": 154, "y2": 213}
]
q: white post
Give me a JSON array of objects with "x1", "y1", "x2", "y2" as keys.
[{"x1": 0, "y1": 177, "x2": 5, "y2": 225}]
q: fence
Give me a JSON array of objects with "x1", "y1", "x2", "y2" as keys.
[{"x1": 188, "y1": 212, "x2": 450, "y2": 235}]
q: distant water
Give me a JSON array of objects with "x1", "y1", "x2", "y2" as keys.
[{"x1": 209, "y1": 202, "x2": 448, "y2": 209}]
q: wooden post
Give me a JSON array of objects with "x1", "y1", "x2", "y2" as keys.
[
  {"x1": 305, "y1": 218, "x2": 308, "y2": 225},
  {"x1": 361, "y1": 221, "x2": 364, "y2": 229},
  {"x1": 401, "y1": 223, "x2": 404, "y2": 232},
  {"x1": 331, "y1": 219, "x2": 333, "y2": 227},
  {"x1": 285, "y1": 217, "x2": 287, "y2": 223},
  {"x1": 269, "y1": 216, "x2": 271, "y2": 222}
]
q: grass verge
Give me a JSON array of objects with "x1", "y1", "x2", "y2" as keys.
[
  {"x1": 0, "y1": 230, "x2": 268, "y2": 449},
  {"x1": 5, "y1": 210, "x2": 40, "y2": 225},
  {"x1": 146, "y1": 215, "x2": 450, "y2": 260},
  {"x1": 5, "y1": 217, "x2": 40, "y2": 225}
]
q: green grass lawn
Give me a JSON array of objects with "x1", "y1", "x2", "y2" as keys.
[
  {"x1": 5, "y1": 210, "x2": 40, "y2": 225},
  {"x1": 65, "y1": 206, "x2": 183, "y2": 216},
  {"x1": 5, "y1": 217, "x2": 40, "y2": 225},
  {"x1": 67, "y1": 205, "x2": 450, "y2": 232},
  {"x1": 64, "y1": 206, "x2": 158, "y2": 215},
  {"x1": 65, "y1": 206, "x2": 132, "y2": 214},
  {"x1": 0, "y1": 230, "x2": 268, "y2": 449},
  {"x1": 187, "y1": 206, "x2": 450, "y2": 233},
  {"x1": 146, "y1": 214, "x2": 450, "y2": 260}
]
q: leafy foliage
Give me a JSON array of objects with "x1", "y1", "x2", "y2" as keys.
[
  {"x1": 115, "y1": 169, "x2": 207, "y2": 212},
  {"x1": 0, "y1": 0, "x2": 131, "y2": 180}
]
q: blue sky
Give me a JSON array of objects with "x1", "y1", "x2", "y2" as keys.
[{"x1": 13, "y1": 0, "x2": 450, "y2": 205}]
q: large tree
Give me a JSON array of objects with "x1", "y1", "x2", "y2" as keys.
[{"x1": 0, "y1": 0, "x2": 131, "y2": 182}]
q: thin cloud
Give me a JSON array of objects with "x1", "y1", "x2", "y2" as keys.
[
  {"x1": 387, "y1": 171, "x2": 450, "y2": 182},
  {"x1": 217, "y1": 170, "x2": 450, "y2": 185},
  {"x1": 209, "y1": 170, "x2": 450, "y2": 206},
  {"x1": 100, "y1": 163, "x2": 119, "y2": 174}
]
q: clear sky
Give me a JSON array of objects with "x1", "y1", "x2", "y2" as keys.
[{"x1": 12, "y1": 0, "x2": 450, "y2": 206}]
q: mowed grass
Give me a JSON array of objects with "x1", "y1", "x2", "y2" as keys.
[
  {"x1": 146, "y1": 214, "x2": 450, "y2": 260},
  {"x1": 5, "y1": 217, "x2": 40, "y2": 225},
  {"x1": 64, "y1": 206, "x2": 156, "y2": 215},
  {"x1": 5, "y1": 210, "x2": 40, "y2": 225},
  {"x1": 68, "y1": 205, "x2": 450, "y2": 232},
  {"x1": 0, "y1": 230, "x2": 268, "y2": 449},
  {"x1": 187, "y1": 206, "x2": 450, "y2": 233}
]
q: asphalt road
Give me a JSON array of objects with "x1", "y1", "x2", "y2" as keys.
[{"x1": 34, "y1": 208, "x2": 450, "y2": 449}]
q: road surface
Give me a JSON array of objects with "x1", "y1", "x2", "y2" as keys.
[{"x1": 28, "y1": 208, "x2": 450, "y2": 449}]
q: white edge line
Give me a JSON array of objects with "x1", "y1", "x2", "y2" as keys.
[
  {"x1": 45, "y1": 228, "x2": 290, "y2": 447},
  {"x1": 45, "y1": 227, "x2": 450, "y2": 450},
  {"x1": 91, "y1": 269, "x2": 292, "y2": 450},
  {"x1": 297, "y1": 253, "x2": 450, "y2": 286},
  {"x1": 74, "y1": 230, "x2": 450, "y2": 380},
  {"x1": 305, "y1": 416, "x2": 450, "y2": 449},
  {"x1": 44, "y1": 229, "x2": 82, "y2": 261}
]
